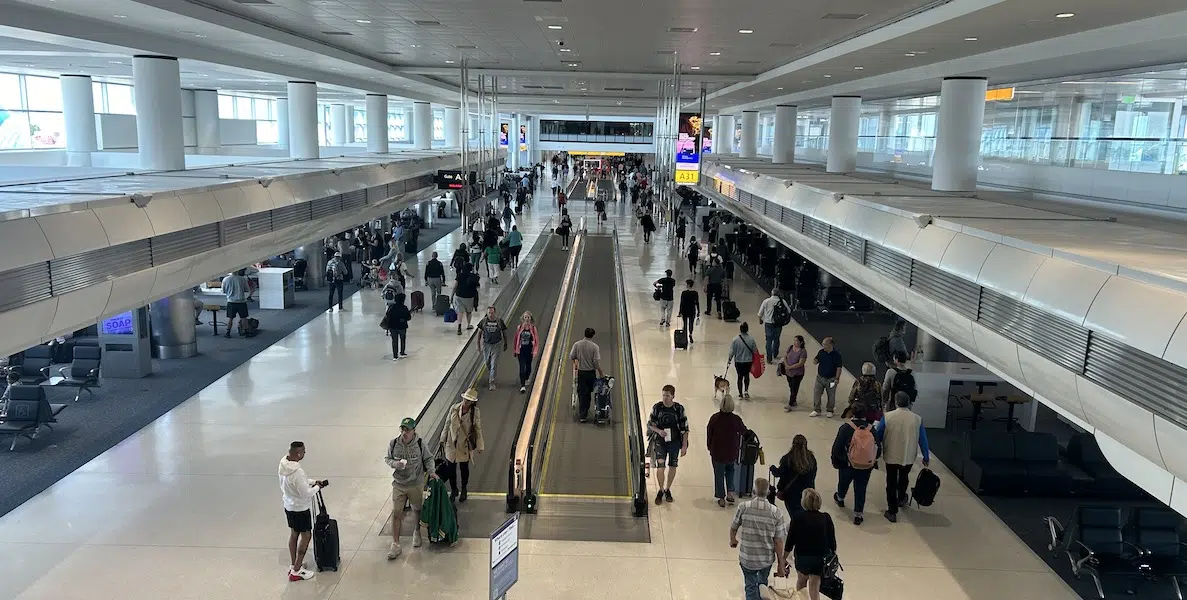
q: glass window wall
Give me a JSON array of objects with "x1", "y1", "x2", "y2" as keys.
[{"x1": 540, "y1": 119, "x2": 653, "y2": 142}]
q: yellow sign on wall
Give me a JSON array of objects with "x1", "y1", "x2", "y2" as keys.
[
  {"x1": 675, "y1": 170, "x2": 700, "y2": 184},
  {"x1": 985, "y1": 87, "x2": 1015, "y2": 102}
]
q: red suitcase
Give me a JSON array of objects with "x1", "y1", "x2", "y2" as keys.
[{"x1": 409, "y1": 290, "x2": 425, "y2": 312}]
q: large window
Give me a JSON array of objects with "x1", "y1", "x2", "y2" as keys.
[
  {"x1": 0, "y1": 72, "x2": 68, "y2": 150},
  {"x1": 389, "y1": 111, "x2": 408, "y2": 142},
  {"x1": 433, "y1": 109, "x2": 445, "y2": 141},
  {"x1": 540, "y1": 120, "x2": 653, "y2": 141}
]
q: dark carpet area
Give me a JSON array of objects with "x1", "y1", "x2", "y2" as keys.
[{"x1": 0, "y1": 216, "x2": 461, "y2": 518}]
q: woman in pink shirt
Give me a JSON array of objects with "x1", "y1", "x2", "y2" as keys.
[
  {"x1": 513, "y1": 311, "x2": 540, "y2": 393},
  {"x1": 782, "y1": 335, "x2": 808, "y2": 411}
]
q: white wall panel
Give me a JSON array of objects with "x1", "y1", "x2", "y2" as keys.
[
  {"x1": 212, "y1": 187, "x2": 251, "y2": 220},
  {"x1": 149, "y1": 258, "x2": 195, "y2": 300},
  {"x1": 1154, "y1": 415, "x2": 1187, "y2": 483},
  {"x1": 177, "y1": 191, "x2": 224, "y2": 227},
  {"x1": 975, "y1": 245, "x2": 1045, "y2": 300},
  {"x1": 91, "y1": 204, "x2": 155, "y2": 246},
  {"x1": 939, "y1": 234, "x2": 995, "y2": 282},
  {"x1": 1022, "y1": 260, "x2": 1110, "y2": 325},
  {"x1": 1077, "y1": 375, "x2": 1165, "y2": 469},
  {"x1": 1096, "y1": 431, "x2": 1174, "y2": 504},
  {"x1": 0, "y1": 219, "x2": 53, "y2": 271},
  {"x1": 932, "y1": 302, "x2": 977, "y2": 355},
  {"x1": 218, "y1": 119, "x2": 258, "y2": 146},
  {"x1": 787, "y1": 187, "x2": 827, "y2": 217},
  {"x1": 1085, "y1": 276, "x2": 1187, "y2": 357},
  {"x1": 909, "y1": 226, "x2": 956, "y2": 268},
  {"x1": 811, "y1": 196, "x2": 852, "y2": 228},
  {"x1": 844, "y1": 204, "x2": 896, "y2": 243},
  {"x1": 1160, "y1": 316, "x2": 1187, "y2": 372},
  {"x1": 904, "y1": 288, "x2": 938, "y2": 327},
  {"x1": 881, "y1": 218, "x2": 922, "y2": 255},
  {"x1": 1016, "y1": 344, "x2": 1087, "y2": 422},
  {"x1": 49, "y1": 282, "x2": 112, "y2": 335},
  {"x1": 264, "y1": 181, "x2": 298, "y2": 208},
  {"x1": 104, "y1": 269, "x2": 158, "y2": 318},
  {"x1": 969, "y1": 322, "x2": 1026, "y2": 384},
  {"x1": 238, "y1": 184, "x2": 277, "y2": 212},
  {"x1": 142, "y1": 194, "x2": 193, "y2": 236},
  {"x1": 34, "y1": 210, "x2": 109, "y2": 258},
  {"x1": 0, "y1": 300, "x2": 58, "y2": 351}
]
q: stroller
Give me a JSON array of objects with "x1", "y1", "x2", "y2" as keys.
[
  {"x1": 593, "y1": 376, "x2": 615, "y2": 424},
  {"x1": 358, "y1": 260, "x2": 382, "y2": 289}
]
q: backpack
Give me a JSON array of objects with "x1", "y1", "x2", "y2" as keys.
[
  {"x1": 855, "y1": 379, "x2": 880, "y2": 408},
  {"x1": 872, "y1": 336, "x2": 891, "y2": 363},
  {"x1": 325, "y1": 261, "x2": 340, "y2": 282},
  {"x1": 890, "y1": 368, "x2": 918, "y2": 404},
  {"x1": 238, "y1": 317, "x2": 260, "y2": 338},
  {"x1": 740, "y1": 429, "x2": 762, "y2": 466},
  {"x1": 847, "y1": 423, "x2": 877, "y2": 469},
  {"x1": 771, "y1": 298, "x2": 791, "y2": 327}
]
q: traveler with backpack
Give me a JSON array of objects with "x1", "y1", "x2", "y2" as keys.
[
  {"x1": 424, "y1": 251, "x2": 446, "y2": 302},
  {"x1": 726, "y1": 322, "x2": 760, "y2": 399},
  {"x1": 771, "y1": 434, "x2": 817, "y2": 519},
  {"x1": 513, "y1": 311, "x2": 539, "y2": 393},
  {"x1": 442, "y1": 388, "x2": 484, "y2": 503},
  {"x1": 450, "y1": 245, "x2": 469, "y2": 281},
  {"x1": 325, "y1": 252, "x2": 347, "y2": 313},
  {"x1": 384, "y1": 418, "x2": 438, "y2": 560},
  {"x1": 830, "y1": 402, "x2": 878, "y2": 525},
  {"x1": 654, "y1": 269, "x2": 677, "y2": 327},
  {"x1": 476, "y1": 306, "x2": 508, "y2": 391},
  {"x1": 883, "y1": 350, "x2": 917, "y2": 411},
  {"x1": 640, "y1": 212, "x2": 656, "y2": 243},
  {"x1": 706, "y1": 393, "x2": 747, "y2": 507},
  {"x1": 781, "y1": 335, "x2": 808, "y2": 411},
  {"x1": 383, "y1": 293, "x2": 411, "y2": 360},
  {"x1": 847, "y1": 362, "x2": 883, "y2": 417},
  {"x1": 758, "y1": 290, "x2": 791, "y2": 364},
  {"x1": 687, "y1": 237, "x2": 701, "y2": 274},
  {"x1": 557, "y1": 210, "x2": 573, "y2": 250},
  {"x1": 784, "y1": 488, "x2": 837, "y2": 600},
  {"x1": 648, "y1": 384, "x2": 689, "y2": 504},
  {"x1": 810, "y1": 337, "x2": 843, "y2": 418},
  {"x1": 452, "y1": 265, "x2": 480, "y2": 336},
  {"x1": 876, "y1": 391, "x2": 930, "y2": 523}
]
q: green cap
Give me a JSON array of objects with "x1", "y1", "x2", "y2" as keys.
[{"x1": 400, "y1": 417, "x2": 417, "y2": 430}]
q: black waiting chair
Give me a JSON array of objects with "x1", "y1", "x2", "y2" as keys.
[
  {"x1": 1126, "y1": 508, "x2": 1187, "y2": 598},
  {"x1": 56, "y1": 346, "x2": 101, "y2": 402},
  {"x1": 13, "y1": 345, "x2": 53, "y2": 384},
  {"x1": 1046, "y1": 506, "x2": 1146, "y2": 598},
  {"x1": 0, "y1": 385, "x2": 63, "y2": 450}
]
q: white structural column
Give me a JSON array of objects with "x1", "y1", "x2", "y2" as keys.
[
  {"x1": 413, "y1": 101, "x2": 432, "y2": 149},
  {"x1": 193, "y1": 89, "x2": 220, "y2": 154},
  {"x1": 739, "y1": 111, "x2": 758, "y2": 159},
  {"x1": 344, "y1": 105, "x2": 355, "y2": 144},
  {"x1": 366, "y1": 94, "x2": 388, "y2": 153},
  {"x1": 277, "y1": 98, "x2": 289, "y2": 148},
  {"x1": 933, "y1": 77, "x2": 989, "y2": 192},
  {"x1": 510, "y1": 113, "x2": 521, "y2": 169},
  {"x1": 132, "y1": 55, "x2": 185, "y2": 171},
  {"x1": 773, "y1": 105, "x2": 797, "y2": 164},
  {"x1": 330, "y1": 104, "x2": 347, "y2": 146},
  {"x1": 444, "y1": 107, "x2": 460, "y2": 148},
  {"x1": 826, "y1": 95, "x2": 861, "y2": 173},
  {"x1": 717, "y1": 115, "x2": 735, "y2": 154},
  {"x1": 59, "y1": 74, "x2": 97, "y2": 166},
  {"x1": 287, "y1": 81, "x2": 318, "y2": 159}
]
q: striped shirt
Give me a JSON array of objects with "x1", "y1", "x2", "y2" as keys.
[{"x1": 732, "y1": 497, "x2": 787, "y2": 570}]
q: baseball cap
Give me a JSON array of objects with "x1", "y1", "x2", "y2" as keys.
[{"x1": 400, "y1": 417, "x2": 416, "y2": 430}]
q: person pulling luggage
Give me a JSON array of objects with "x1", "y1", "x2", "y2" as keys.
[{"x1": 385, "y1": 418, "x2": 438, "y2": 560}]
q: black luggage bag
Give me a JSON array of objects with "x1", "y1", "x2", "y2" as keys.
[
  {"x1": 433, "y1": 294, "x2": 451, "y2": 316},
  {"x1": 911, "y1": 468, "x2": 941, "y2": 507},
  {"x1": 722, "y1": 301, "x2": 741, "y2": 322},
  {"x1": 313, "y1": 491, "x2": 340, "y2": 572},
  {"x1": 673, "y1": 329, "x2": 688, "y2": 350}
]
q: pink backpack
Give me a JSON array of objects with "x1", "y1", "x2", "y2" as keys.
[{"x1": 847, "y1": 423, "x2": 878, "y2": 470}]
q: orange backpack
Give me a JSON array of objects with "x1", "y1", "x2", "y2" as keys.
[{"x1": 847, "y1": 423, "x2": 878, "y2": 470}]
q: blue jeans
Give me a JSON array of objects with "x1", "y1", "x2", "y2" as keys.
[
  {"x1": 764, "y1": 324, "x2": 782, "y2": 361},
  {"x1": 837, "y1": 466, "x2": 873, "y2": 513},
  {"x1": 741, "y1": 564, "x2": 773, "y2": 600},
  {"x1": 712, "y1": 462, "x2": 737, "y2": 499}
]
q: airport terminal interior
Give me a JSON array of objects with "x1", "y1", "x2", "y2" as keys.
[{"x1": 4, "y1": 1, "x2": 1187, "y2": 599}]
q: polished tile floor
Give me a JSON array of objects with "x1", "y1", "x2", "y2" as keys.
[{"x1": 0, "y1": 185, "x2": 1079, "y2": 600}]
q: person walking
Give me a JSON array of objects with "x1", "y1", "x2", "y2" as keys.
[
  {"x1": 384, "y1": 293, "x2": 412, "y2": 360},
  {"x1": 758, "y1": 290, "x2": 790, "y2": 364},
  {"x1": 452, "y1": 264, "x2": 480, "y2": 335},
  {"x1": 770, "y1": 435, "x2": 817, "y2": 520},
  {"x1": 648, "y1": 384, "x2": 689, "y2": 504},
  {"x1": 442, "y1": 388, "x2": 484, "y2": 503},
  {"x1": 848, "y1": 362, "x2": 883, "y2": 417},
  {"x1": 450, "y1": 244, "x2": 469, "y2": 281},
  {"x1": 704, "y1": 260, "x2": 727, "y2": 318},
  {"x1": 687, "y1": 236, "x2": 701, "y2": 274},
  {"x1": 654, "y1": 269, "x2": 677, "y2": 327},
  {"x1": 513, "y1": 311, "x2": 540, "y2": 393},
  {"x1": 570, "y1": 327, "x2": 604, "y2": 423},
  {"x1": 726, "y1": 322, "x2": 760, "y2": 399},
  {"x1": 674, "y1": 215, "x2": 687, "y2": 253},
  {"x1": 385, "y1": 418, "x2": 438, "y2": 560},
  {"x1": 785, "y1": 489, "x2": 837, "y2": 600},
  {"x1": 877, "y1": 391, "x2": 930, "y2": 523},
  {"x1": 485, "y1": 242, "x2": 502, "y2": 284},
  {"x1": 883, "y1": 350, "x2": 916, "y2": 411},
  {"x1": 506, "y1": 225, "x2": 524, "y2": 268},
  {"x1": 221, "y1": 268, "x2": 251, "y2": 338},
  {"x1": 810, "y1": 337, "x2": 843, "y2": 418},
  {"x1": 886, "y1": 319, "x2": 910, "y2": 369},
  {"x1": 278, "y1": 441, "x2": 327, "y2": 582},
  {"x1": 325, "y1": 252, "x2": 347, "y2": 313},
  {"x1": 424, "y1": 251, "x2": 446, "y2": 301},
  {"x1": 706, "y1": 393, "x2": 747, "y2": 507},
  {"x1": 476, "y1": 306, "x2": 508, "y2": 391},
  {"x1": 502, "y1": 203, "x2": 513, "y2": 233},
  {"x1": 729, "y1": 478, "x2": 789, "y2": 600},
  {"x1": 781, "y1": 335, "x2": 808, "y2": 411},
  {"x1": 830, "y1": 403, "x2": 877, "y2": 525},
  {"x1": 558, "y1": 210, "x2": 573, "y2": 250},
  {"x1": 677, "y1": 279, "x2": 700, "y2": 343},
  {"x1": 640, "y1": 212, "x2": 656, "y2": 243}
]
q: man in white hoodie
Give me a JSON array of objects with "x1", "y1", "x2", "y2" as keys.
[{"x1": 279, "y1": 441, "x2": 328, "y2": 581}]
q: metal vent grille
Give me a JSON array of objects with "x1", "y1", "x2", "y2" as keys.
[
  {"x1": 341, "y1": 189, "x2": 367, "y2": 210},
  {"x1": 0, "y1": 263, "x2": 51, "y2": 311},
  {"x1": 410, "y1": 174, "x2": 434, "y2": 190},
  {"x1": 802, "y1": 216, "x2": 830, "y2": 244},
  {"x1": 50, "y1": 240, "x2": 151, "y2": 295},
  {"x1": 910, "y1": 261, "x2": 979, "y2": 320},
  {"x1": 271, "y1": 204, "x2": 308, "y2": 230},
  {"x1": 152, "y1": 224, "x2": 220, "y2": 265},
  {"x1": 1085, "y1": 331, "x2": 1187, "y2": 426},
  {"x1": 780, "y1": 209, "x2": 804, "y2": 233},
  {"x1": 367, "y1": 186, "x2": 389, "y2": 204},
  {"x1": 763, "y1": 201, "x2": 782, "y2": 221},
  {"x1": 864, "y1": 243, "x2": 910, "y2": 284},
  {"x1": 223, "y1": 213, "x2": 272, "y2": 245},
  {"x1": 829, "y1": 228, "x2": 865, "y2": 263},
  {"x1": 388, "y1": 181, "x2": 405, "y2": 197},
  {"x1": 311, "y1": 195, "x2": 342, "y2": 219},
  {"x1": 979, "y1": 288, "x2": 1089, "y2": 373}
]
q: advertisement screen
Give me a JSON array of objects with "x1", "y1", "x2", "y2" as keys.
[
  {"x1": 519, "y1": 124, "x2": 527, "y2": 151},
  {"x1": 101, "y1": 311, "x2": 136, "y2": 336},
  {"x1": 701, "y1": 123, "x2": 713, "y2": 154},
  {"x1": 676, "y1": 112, "x2": 703, "y2": 166},
  {"x1": 500, "y1": 123, "x2": 509, "y2": 146}
]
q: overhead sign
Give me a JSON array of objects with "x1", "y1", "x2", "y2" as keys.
[
  {"x1": 435, "y1": 170, "x2": 475, "y2": 190},
  {"x1": 499, "y1": 123, "x2": 509, "y2": 147},
  {"x1": 489, "y1": 513, "x2": 520, "y2": 600},
  {"x1": 985, "y1": 87, "x2": 1015, "y2": 102},
  {"x1": 675, "y1": 170, "x2": 700, "y2": 184}
]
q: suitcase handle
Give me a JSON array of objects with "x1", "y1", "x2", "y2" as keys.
[{"x1": 316, "y1": 489, "x2": 328, "y2": 516}]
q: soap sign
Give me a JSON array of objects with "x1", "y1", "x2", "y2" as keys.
[{"x1": 101, "y1": 311, "x2": 135, "y2": 335}]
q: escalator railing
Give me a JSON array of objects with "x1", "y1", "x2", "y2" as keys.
[{"x1": 612, "y1": 231, "x2": 649, "y2": 517}]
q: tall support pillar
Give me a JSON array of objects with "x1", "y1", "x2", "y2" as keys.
[
  {"x1": 59, "y1": 74, "x2": 97, "y2": 166},
  {"x1": 773, "y1": 105, "x2": 797, "y2": 164},
  {"x1": 287, "y1": 81, "x2": 318, "y2": 159},
  {"x1": 739, "y1": 111, "x2": 758, "y2": 159},
  {"x1": 330, "y1": 104, "x2": 347, "y2": 146},
  {"x1": 276, "y1": 98, "x2": 289, "y2": 148},
  {"x1": 826, "y1": 96, "x2": 861, "y2": 173},
  {"x1": 444, "y1": 106, "x2": 461, "y2": 148},
  {"x1": 718, "y1": 114, "x2": 735, "y2": 154},
  {"x1": 510, "y1": 113, "x2": 521, "y2": 170},
  {"x1": 344, "y1": 105, "x2": 355, "y2": 143},
  {"x1": 149, "y1": 291, "x2": 198, "y2": 359},
  {"x1": 295, "y1": 243, "x2": 326, "y2": 289},
  {"x1": 366, "y1": 94, "x2": 389, "y2": 153},
  {"x1": 193, "y1": 88, "x2": 220, "y2": 154},
  {"x1": 933, "y1": 77, "x2": 989, "y2": 192},
  {"x1": 132, "y1": 55, "x2": 185, "y2": 171},
  {"x1": 413, "y1": 101, "x2": 432, "y2": 149}
]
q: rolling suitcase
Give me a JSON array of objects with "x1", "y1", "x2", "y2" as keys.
[
  {"x1": 734, "y1": 461, "x2": 755, "y2": 498},
  {"x1": 409, "y1": 290, "x2": 425, "y2": 312},
  {"x1": 433, "y1": 294, "x2": 451, "y2": 316},
  {"x1": 313, "y1": 491, "x2": 340, "y2": 572},
  {"x1": 722, "y1": 301, "x2": 741, "y2": 322},
  {"x1": 673, "y1": 329, "x2": 688, "y2": 350},
  {"x1": 911, "y1": 468, "x2": 941, "y2": 507}
]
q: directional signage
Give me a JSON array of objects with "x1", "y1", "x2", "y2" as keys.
[
  {"x1": 436, "y1": 170, "x2": 475, "y2": 190},
  {"x1": 489, "y1": 513, "x2": 520, "y2": 600}
]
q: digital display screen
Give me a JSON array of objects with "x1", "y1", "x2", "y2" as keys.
[
  {"x1": 519, "y1": 124, "x2": 527, "y2": 151},
  {"x1": 500, "y1": 123, "x2": 509, "y2": 146},
  {"x1": 101, "y1": 311, "x2": 136, "y2": 335},
  {"x1": 676, "y1": 112, "x2": 704, "y2": 165}
]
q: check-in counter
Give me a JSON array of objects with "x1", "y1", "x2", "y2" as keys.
[{"x1": 257, "y1": 267, "x2": 295, "y2": 309}]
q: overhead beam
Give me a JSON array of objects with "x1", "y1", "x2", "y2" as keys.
[{"x1": 391, "y1": 67, "x2": 754, "y2": 83}]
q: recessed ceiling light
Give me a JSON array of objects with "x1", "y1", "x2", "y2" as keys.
[
  {"x1": 109, "y1": 60, "x2": 123, "y2": 64},
  {"x1": 710, "y1": 51, "x2": 721, "y2": 56},
  {"x1": 690, "y1": 66, "x2": 700, "y2": 70},
  {"x1": 777, "y1": 87, "x2": 784, "y2": 90},
  {"x1": 904, "y1": 52, "x2": 916, "y2": 57},
  {"x1": 1055, "y1": 12, "x2": 1075, "y2": 18},
  {"x1": 560, "y1": 48, "x2": 571, "y2": 52},
  {"x1": 568, "y1": 63, "x2": 578, "y2": 67},
  {"x1": 748, "y1": 94, "x2": 755, "y2": 97},
  {"x1": 267, "y1": 52, "x2": 284, "y2": 57},
  {"x1": 356, "y1": 19, "x2": 371, "y2": 24},
  {"x1": 964, "y1": 37, "x2": 978, "y2": 41},
  {"x1": 853, "y1": 66, "x2": 864, "y2": 70},
  {"x1": 445, "y1": 60, "x2": 455, "y2": 64},
  {"x1": 113, "y1": 14, "x2": 127, "y2": 18},
  {"x1": 548, "y1": 25, "x2": 563, "y2": 30},
  {"x1": 823, "y1": 74, "x2": 832, "y2": 78},
  {"x1": 409, "y1": 44, "x2": 420, "y2": 48},
  {"x1": 738, "y1": 29, "x2": 754, "y2": 34},
  {"x1": 330, "y1": 67, "x2": 341, "y2": 71},
  {"x1": 194, "y1": 34, "x2": 207, "y2": 38}
]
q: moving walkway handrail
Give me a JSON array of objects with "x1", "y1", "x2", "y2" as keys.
[
  {"x1": 508, "y1": 233, "x2": 585, "y2": 513},
  {"x1": 415, "y1": 217, "x2": 554, "y2": 455},
  {"x1": 612, "y1": 231, "x2": 650, "y2": 517}
]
